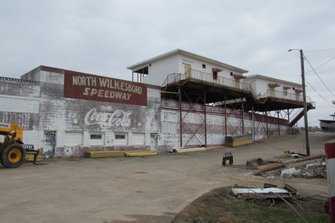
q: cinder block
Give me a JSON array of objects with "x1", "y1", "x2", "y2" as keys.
[{"x1": 84, "y1": 151, "x2": 125, "y2": 158}]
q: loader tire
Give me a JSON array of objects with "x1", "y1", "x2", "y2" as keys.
[{"x1": 1, "y1": 144, "x2": 26, "y2": 168}]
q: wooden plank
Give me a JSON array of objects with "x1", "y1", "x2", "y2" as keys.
[
  {"x1": 176, "y1": 147, "x2": 206, "y2": 153},
  {"x1": 84, "y1": 151, "x2": 125, "y2": 158},
  {"x1": 124, "y1": 150, "x2": 157, "y2": 157}
]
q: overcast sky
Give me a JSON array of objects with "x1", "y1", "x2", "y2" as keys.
[{"x1": 1, "y1": 0, "x2": 334, "y2": 126}]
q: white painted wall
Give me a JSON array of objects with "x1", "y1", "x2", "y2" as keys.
[
  {"x1": 64, "y1": 132, "x2": 83, "y2": 146},
  {"x1": 0, "y1": 96, "x2": 40, "y2": 113},
  {"x1": 143, "y1": 54, "x2": 179, "y2": 85},
  {"x1": 245, "y1": 78, "x2": 269, "y2": 97},
  {"x1": 38, "y1": 71, "x2": 64, "y2": 84},
  {"x1": 143, "y1": 53, "x2": 244, "y2": 86},
  {"x1": 244, "y1": 76, "x2": 301, "y2": 100},
  {"x1": 177, "y1": 54, "x2": 241, "y2": 78},
  {"x1": 23, "y1": 130, "x2": 41, "y2": 148}
]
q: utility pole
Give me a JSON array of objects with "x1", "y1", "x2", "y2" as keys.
[
  {"x1": 300, "y1": 49, "x2": 311, "y2": 156},
  {"x1": 289, "y1": 49, "x2": 310, "y2": 156}
]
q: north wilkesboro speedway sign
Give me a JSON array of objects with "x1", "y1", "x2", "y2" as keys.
[{"x1": 64, "y1": 70, "x2": 147, "y2": 106}]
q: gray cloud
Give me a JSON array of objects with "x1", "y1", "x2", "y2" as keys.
[{"x1": 1, "y1": 0, "x2": 334, "y2": 125}]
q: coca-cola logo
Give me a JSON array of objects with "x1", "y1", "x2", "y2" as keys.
[{"x1": 84, "y1": 107, "x2": 132, "y2": 129}]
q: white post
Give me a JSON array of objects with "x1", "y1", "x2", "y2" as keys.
[{"x1": 325, "y1": 142, "x2": 335, "y2": 222}]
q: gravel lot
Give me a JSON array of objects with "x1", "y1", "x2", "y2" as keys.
[{"x1": 0, "y1": 131, "x2": 333, "y2": 223}]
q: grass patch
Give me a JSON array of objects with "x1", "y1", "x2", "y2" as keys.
[{"x1": 172, "y1": 187, "x2": 328, "y2": 223}]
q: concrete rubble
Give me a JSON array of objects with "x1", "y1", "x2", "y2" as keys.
[{"x1": 280, "y1": 160, "x2": 326, "y2": 178}]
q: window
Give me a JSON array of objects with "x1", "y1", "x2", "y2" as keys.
[
  {"x1": 89, "y1": 133, "x2": 104, "y2": 146},
  {"x1": 90, "y1": 134, "x2": 102, "y2": 140},
  {"x1": 115, "y1": 134, "x2": 125, "y2": 140},
  {"x1": 202, "y1": 64, "x2": 206, "y2": 69},
  {"x1": 114, "y1": 133, "x2": 128, "y2": 146},
  {"x1": 283, "y1": 86, "x2": 290, "y2": 97}
]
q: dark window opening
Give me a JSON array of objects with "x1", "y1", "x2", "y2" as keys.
[
  {"x1": 202, "y1": 64, "x2": 206, "y2": 69},
  {"x1": 213, "y1": 71, "x2": 218, "y2": 79},
  {"x1": 90, "y1": 134, "x2": 102, "y2": 140},
  {"x1": 115, "y1": 134, "x2": 126, "y2": 140},
  {"x1": 212, "y1": 68, "x2": 222, "y2": 80},
  {"x1": 134, "y1": 66, "x2": 149, "y2": 75}
]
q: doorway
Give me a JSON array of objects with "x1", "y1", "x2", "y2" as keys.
[
  {"x1": 150, "y1": 133, "x2": 158, "y2": 150},
  {"x1": 184, "y1": 64, "x2": 191, "y2": 79},
  {"x1": 44, "y1": 131, "x2": 56, "y2": 158}
]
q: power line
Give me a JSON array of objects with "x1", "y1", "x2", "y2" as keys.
[
  {"x1": 304, "y1": 55, "x2": 335, "y2": 98},
  {"x1": 305, "y1": 79, "x2": 333, "y2": 104},
  {"x1": 310, "y1": 55, "x2": 335, "y2": 72},
  {"x1": 304, "y1": 48, "x2": 335, "y2": 53}
]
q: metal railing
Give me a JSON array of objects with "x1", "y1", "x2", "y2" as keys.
[
  {"x1": 163, "y1": 69, "x2": 252, "y2": 92},
  {"x1": 261, "y1": 89, "x2": 313, "y2": 103},
  {"x1": 161, "y1": 69, "x2": 312, "y2": 104},
  {"x1": 0, "y1": 76, "x2": 39, "y2": 84}
]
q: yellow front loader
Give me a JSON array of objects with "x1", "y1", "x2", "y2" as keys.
[{"x1": 0, "y1": 123, "x2": 39, "y2": 168}]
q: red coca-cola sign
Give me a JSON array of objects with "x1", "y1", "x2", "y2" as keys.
[{"x1": 64, "y1": 70, "x2": 147, "y2": 106}]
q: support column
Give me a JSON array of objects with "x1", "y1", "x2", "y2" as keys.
[
  {"x1": 265, "y1": 111, "x2": 269, "y2": 137},
  {"x1": 204, "y1": 91, "x2": 207, "y2": 147},
  {"x1": 241, "y1": 98, "x2": 245, "y2": 134},
  {"x1": 252, "y1": 106, "x2": 255, "y2": 141},
  {"x1": 277, "y1": 111, "x2": 280, "y2": 136},
  {"x1": 287, "y1": 109, "x2": 290, "y2": 123},
  {"x1": 179, "y1": 86, "x2": 183, "y2": 147},
  {"x1": 224, "y1": 96, "x2": 227, "y2": 136}
]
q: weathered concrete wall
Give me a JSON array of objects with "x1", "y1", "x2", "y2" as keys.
[
  {"x1": 0, "y1": 68, "x2": 290, "y2": 158},
  {"x1": 158, "y1": 99, "x2": 289, "y2": 151},
  {"x1": 0, "y1": 77, "x2": 40, "y2": 130}
]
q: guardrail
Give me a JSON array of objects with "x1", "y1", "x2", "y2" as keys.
[
  {"x1": 163, "y1": 69, "x2": 252, "y2": 92},
  {"x1": 0, "y1": 76, "x2": 39, "y2": 84},
  {"x1": 261, "y1": 89, "x2": 313, "y2": 103},
  {"x1": 162, "y1": 69, "x2": 312, "y2": 104}
]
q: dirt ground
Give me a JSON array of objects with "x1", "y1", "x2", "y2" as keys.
[{"x1": 0, "y1": 131, "x2": 334, "y2": 223}]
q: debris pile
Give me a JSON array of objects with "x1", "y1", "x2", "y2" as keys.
[
  {"x1": 280, "y1": 161, "x2": 326, "y2": 178},
  {"x1": 283, "y1": 150, "x2": 307, "y2": 159},
  {"x1": 246, "y1": 158, "x2": 283, "y2": 170},
  {"x1": 232, "y1": 183, "x2": 298, "y2": 200}
]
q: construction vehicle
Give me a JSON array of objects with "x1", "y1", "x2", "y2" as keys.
[{"x1": 0, "y1": 122, "x2": 39, "y2": 168}]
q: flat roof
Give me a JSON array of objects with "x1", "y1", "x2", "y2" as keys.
[
  {"x1": 246, "y1": 74, "x2": 302, "y2": 88},
  {"x1": 127, "y1": 49, "x2": 248, "y2": 73}
]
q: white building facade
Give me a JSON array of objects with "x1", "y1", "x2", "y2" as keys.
[{"x1": 0, "y1": 50, "x2": 313, "y2": 158}]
